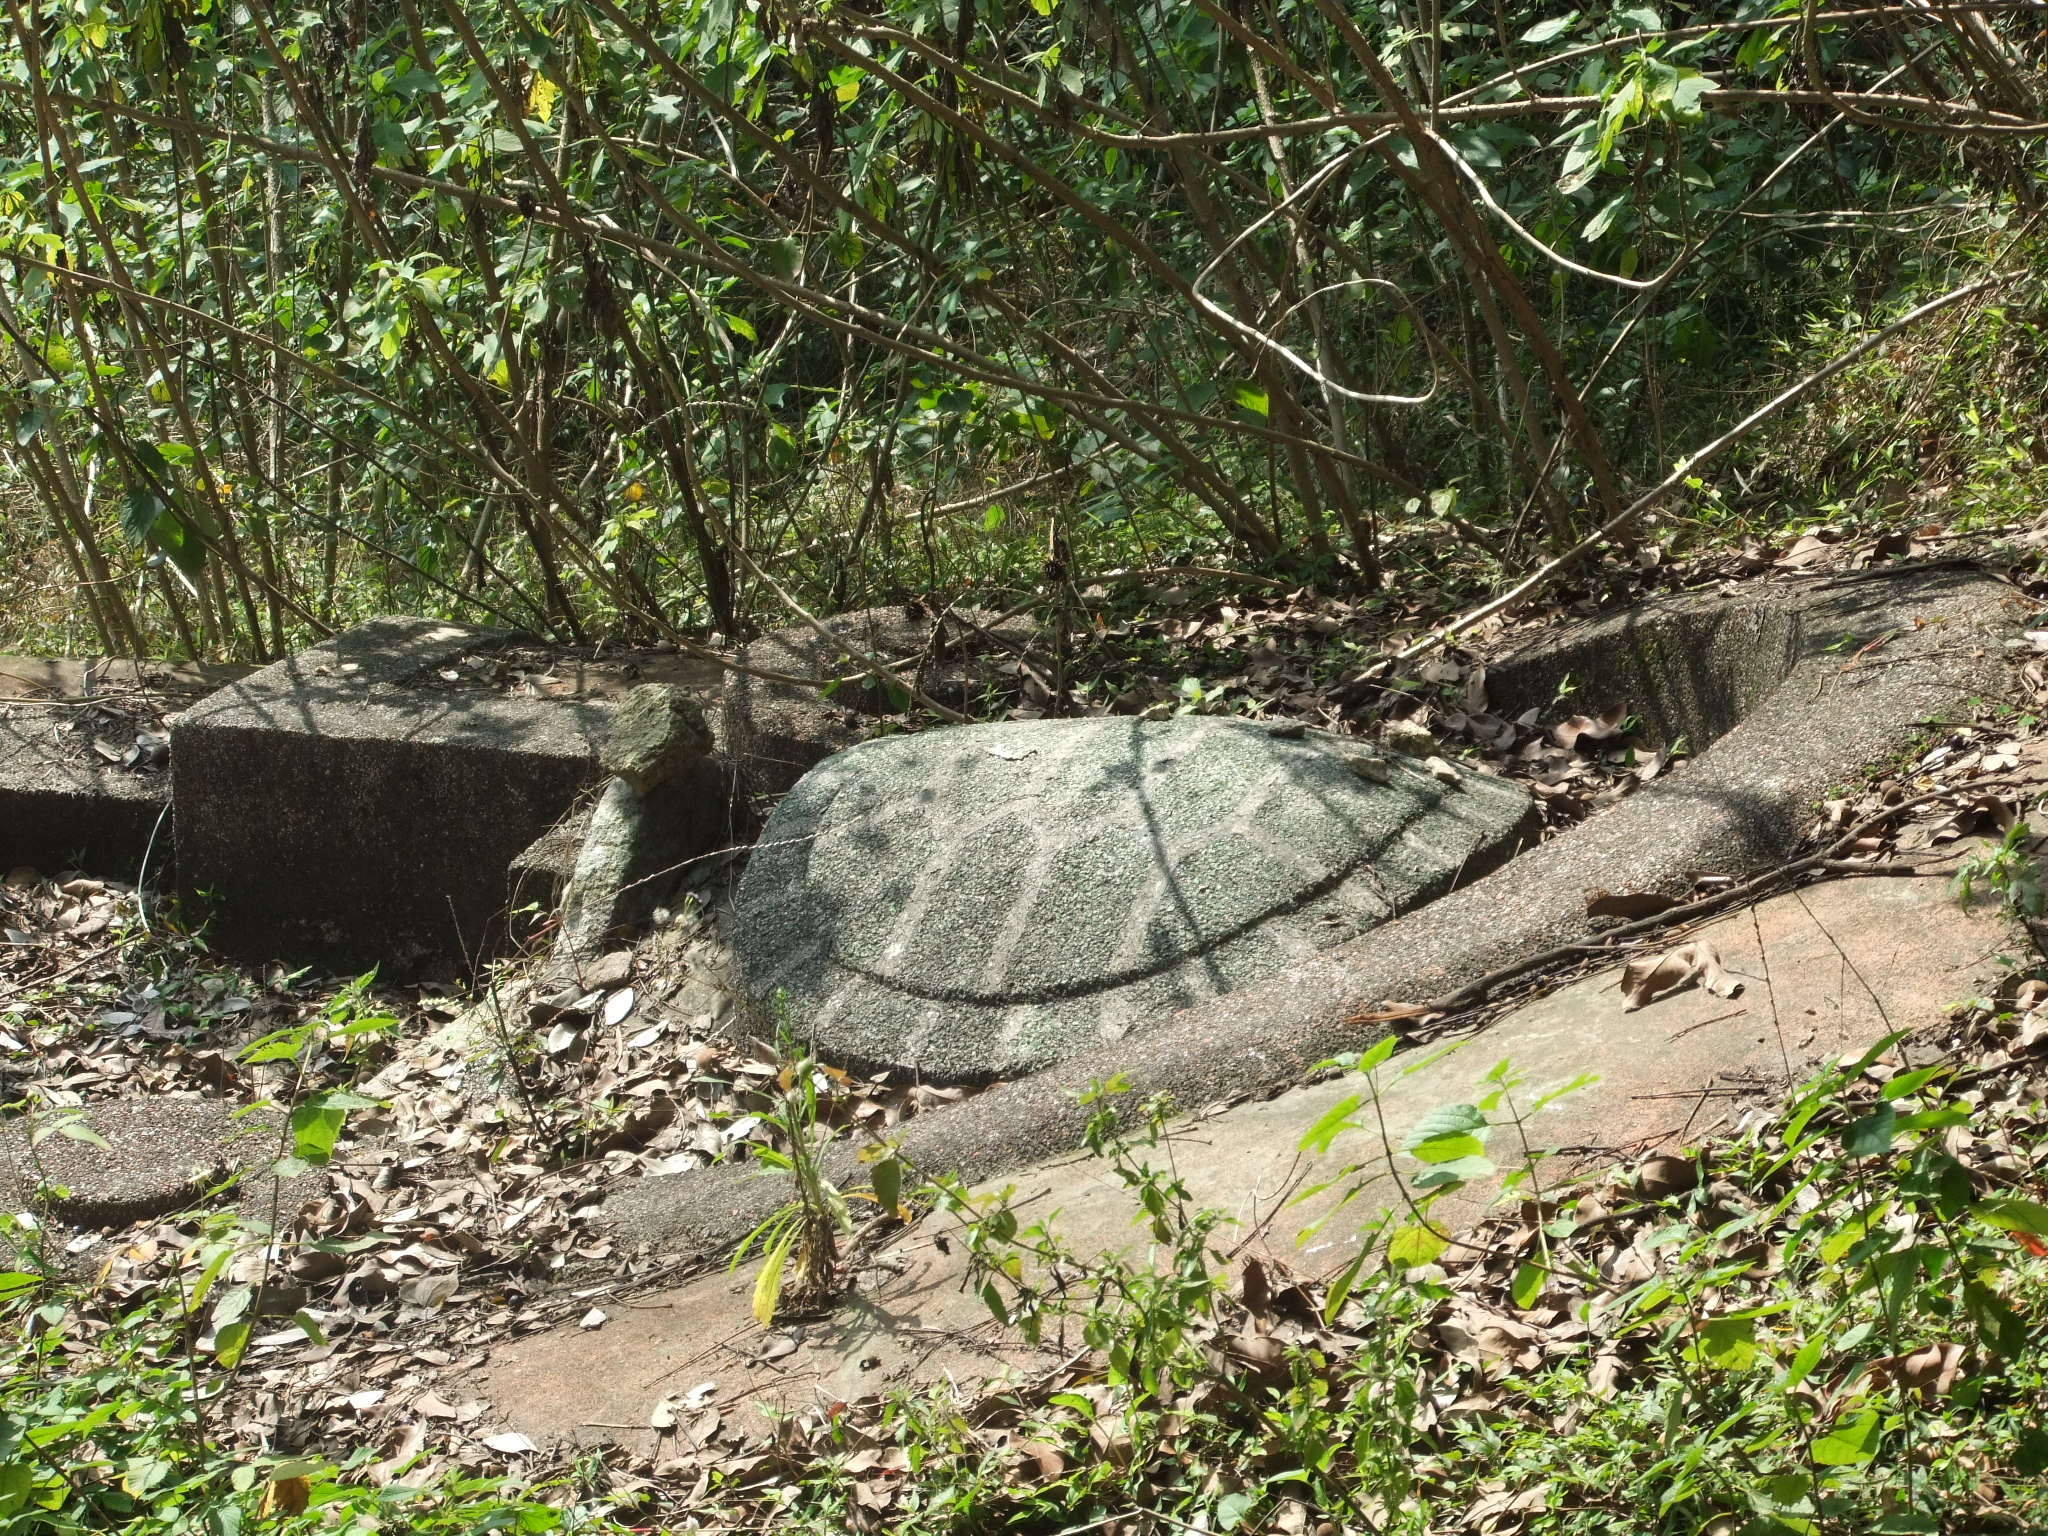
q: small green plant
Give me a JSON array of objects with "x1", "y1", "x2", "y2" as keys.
[
  {"x1": 729, "y1": 1034, "x2": 910, "y2": 1326},
  {"x1": 1950, "y1": 818, "x2": 2045, "y2": 916},
  {"x1": 945, "y1": 1076, "x2": 1231, "y2": 1413}
]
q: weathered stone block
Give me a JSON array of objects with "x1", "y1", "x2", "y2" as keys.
[
  {"x1": 0, "y1": 657, "x2": 249, "y2": 879},
  {"x1": 556, "y1": 756, "x2": 746, "y2": 959},
  {"x1": 721, "y1": 606, "x2": 1034, "y2": 793},
  {"x1": 172, "y1": 618, "x2": 614, "y2": 975}
]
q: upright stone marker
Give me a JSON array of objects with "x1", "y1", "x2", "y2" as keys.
[
  {"x1": 555, "y1": 684, "x2": 739, "y2": 961},
  {"x1": 734, "y1": 715, "x2": 1535, "y2": 1082}
]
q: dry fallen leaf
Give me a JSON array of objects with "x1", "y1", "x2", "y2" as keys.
[
  {"x1": 1438, "y1": 1306, "x2": 1547, "y2": 1370},
  {"x1": 1895, "y1": 1341, "x2": 1965, "y2": 1400},
  {"x1": 1552, "y1": 704, "x2": 1627, "y2": 750},
  {"x1": 399, "y1": 1273, "x2": 459, "y2": 1308},
  {"x1": 259, "y1": 1477, "x2": 310, "y2": 1517},
  {"x1": 1586, "y1": 1349, "x2": 1627, "y2": 1398},
  {"x1": 1621, "y1": 941, "x2": 1743, "y2": 1011},
  {"x1": 1016, "y1": 1439, "x2": 1065, "y2": 1479},
  {"x1": 482, "y1": 1431, "x2": 537, "y2": 1455},
  {"x1": 366, "y1": 1422, "x2": 428, "y2": 1487},
  {"x1": 1636, "y1": 1154, "x2": 1699, "y2": 1198}
]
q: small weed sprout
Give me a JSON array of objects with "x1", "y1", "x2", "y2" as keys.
[{"x1": 1950, "y1": 818, "x2": 2045, "y2": 916}]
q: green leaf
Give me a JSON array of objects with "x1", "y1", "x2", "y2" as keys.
[
  {"x1": 1821, "y1": 1205, "x2": 1887, "y2": 1265},
  {"x1": 1510, "y1": 1260, "x2": 1545, "y2": 1310},
  {"x1": 1687, "y1": 1315, "x2": 1756, "y2": 1370},
  {"x1": 1615, "y1": 3, "x2": 1662, "y2": 30},
  {"x1": 1215, "y1": 1491, "x2": 1255, "y2": 1532},
  {"x1": 1748, "y1": 1474, "x2": 1814, "y2": 1522},
  {"x1": 1356, "y1": 1036, "x2": 1399, "y2": 1074},
  {"x1": 1780, "y1": 1336, "x2": 1824, "y2": 1392},
  {"x1": 122, "y1": 483, "x2": 167, "y2": 546},
  {"x1": 1899, "y1": 1148, "x2": 1972, "y2": 1219},
  {"x1": 0, "y1": 1463, "x2": 31, "y2": 1519},
  {"x1": 1387, "y1": 1224, "x2": 1448, "y2": 1270},
  {"x1": 2014, "y1": 1426, "x2": 2048, "y2": 1476},
  {"x1": 290, "y1": 1104, "x2": 347, "y2": 1166},
  {"x1": 1841, "y1": 1103, "x2": 1896, "y2": 1157},
  {"x1": 1669, "y1": 73, "x2": 1717, "y2": 116},
  {"x1": 1975, "y1": 1197, "x2": 2048, "y2": 1235},
  {"x1": 1810, "y1": 1408, "x2": 1881, "y2": 1466},
  {"x1": 1442, "y1": 129, "x2": 1501, "y2": 169},
  {"x1": 0, "y1": 1273, "x2": 40, "y2": 1302},
  {"x1": 1404, "y1": 1103, "x2": 1488, "y2": 1165},
  {"x1": 291, "y1": 1310, "x2": 327, "y2": 1347},
  {"x1": 213, "y1": 1320, "x2": 252, "y2": 1370},
  {"x1": 1881, "y1": 1065, "x2": 1947, "y2": 1101},
  {"x1": 1520, "y1": 12, "x2": 1578, "y2": 42},
  {"x1": 212, "y1": 1284, "x2": 254, "y2": 1329},
  {"x1": 980, "y1": 1280, "x2": 1009, "y2": 1325},
  {"x1": 1232, "y1": 385, "x2": 1269, "y2": 418},
  {"x1": 239, "y1": 1024, "x2": 316, "y2": 1064},
  {"x1": 870, "y1": 1154, "x2": 902, "y2": 1219},
  {"x1": 1964, "y1": 1279, "x2": 2028, "y2": 1358},
  {"x1": 1299, "y1": 1094, "x2": 1364, "y2": 1156},
  {"x1": 30, "y1": 1114, "x2": 108, "y2": 1151},
  {"x1": 764, "y1": 238, "x2": 802, "y2": 282},
  {"x1": 1413, "y1": 1153, "x2": 1496, "y2": 1189},
  {"x1": 1869, "y1": 1246, "x2": 1923, "y2": 1328},
  {"x1": 1582, "y1": 193, "x2": 1629, "y2": 245},
  {"x1": 188, "y1": 1247, "x2": 232, "y2": 1314},
  {"x1": 1894, "y1": 1105, "x2": 1971, "y2": 1134}
]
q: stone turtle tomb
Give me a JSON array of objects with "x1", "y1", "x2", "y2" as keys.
[{"x1": 732, "y1": 714, "x2": 1536, "y2": 1082}]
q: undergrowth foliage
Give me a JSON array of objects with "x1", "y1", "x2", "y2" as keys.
[
  {"x1": 7, "y1": 937, "x2": 2048, "y2": 1532},
  {"x1": 3, "y1": 0, "x2": 2045, "y2": 655}
]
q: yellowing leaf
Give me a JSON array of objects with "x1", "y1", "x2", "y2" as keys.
[
  {"x1": 528, "y1": 73, "x2": 558, "y2": 125},
  {"x1": 752, "y1": 1227, "x2": 794, "y2": 1327},
  {"x1": 1387, "y1": 1223, "x2": 1448, "y2": 1270}
]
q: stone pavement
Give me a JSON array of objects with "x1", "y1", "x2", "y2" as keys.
[{"x1": 479, "y1": 868, "x2": 2011, "y2": 1455}]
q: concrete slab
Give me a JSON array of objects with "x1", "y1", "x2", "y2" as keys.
[
  {"x1": 0, "y1": 656, "x2": 252, "y2": 879},
  {"x1": 597, "y1": 564, "x2": 2018, "y2": 1257},
  {"x1": 0, "y1": 1096, "x2": 308, "y2": 1229},
  {"x1": 486, "y1": 870, "x2": 2010, "y2": 1453},
  {"x1": 171, "y1": 620, "x2": 634, "y2": 975}
]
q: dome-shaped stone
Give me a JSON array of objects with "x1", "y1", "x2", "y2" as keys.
[{"x1": 733, "y1": 715, "x2": 1535, "y2": 1082}]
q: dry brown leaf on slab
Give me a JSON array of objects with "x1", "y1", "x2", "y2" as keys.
[
  {"x1": 1621, "y1": 941, "x2": 1744, "y2": 1012},
  {"x1": 1552, "y1": 703, "x2": 1628, "y2": 750}
]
